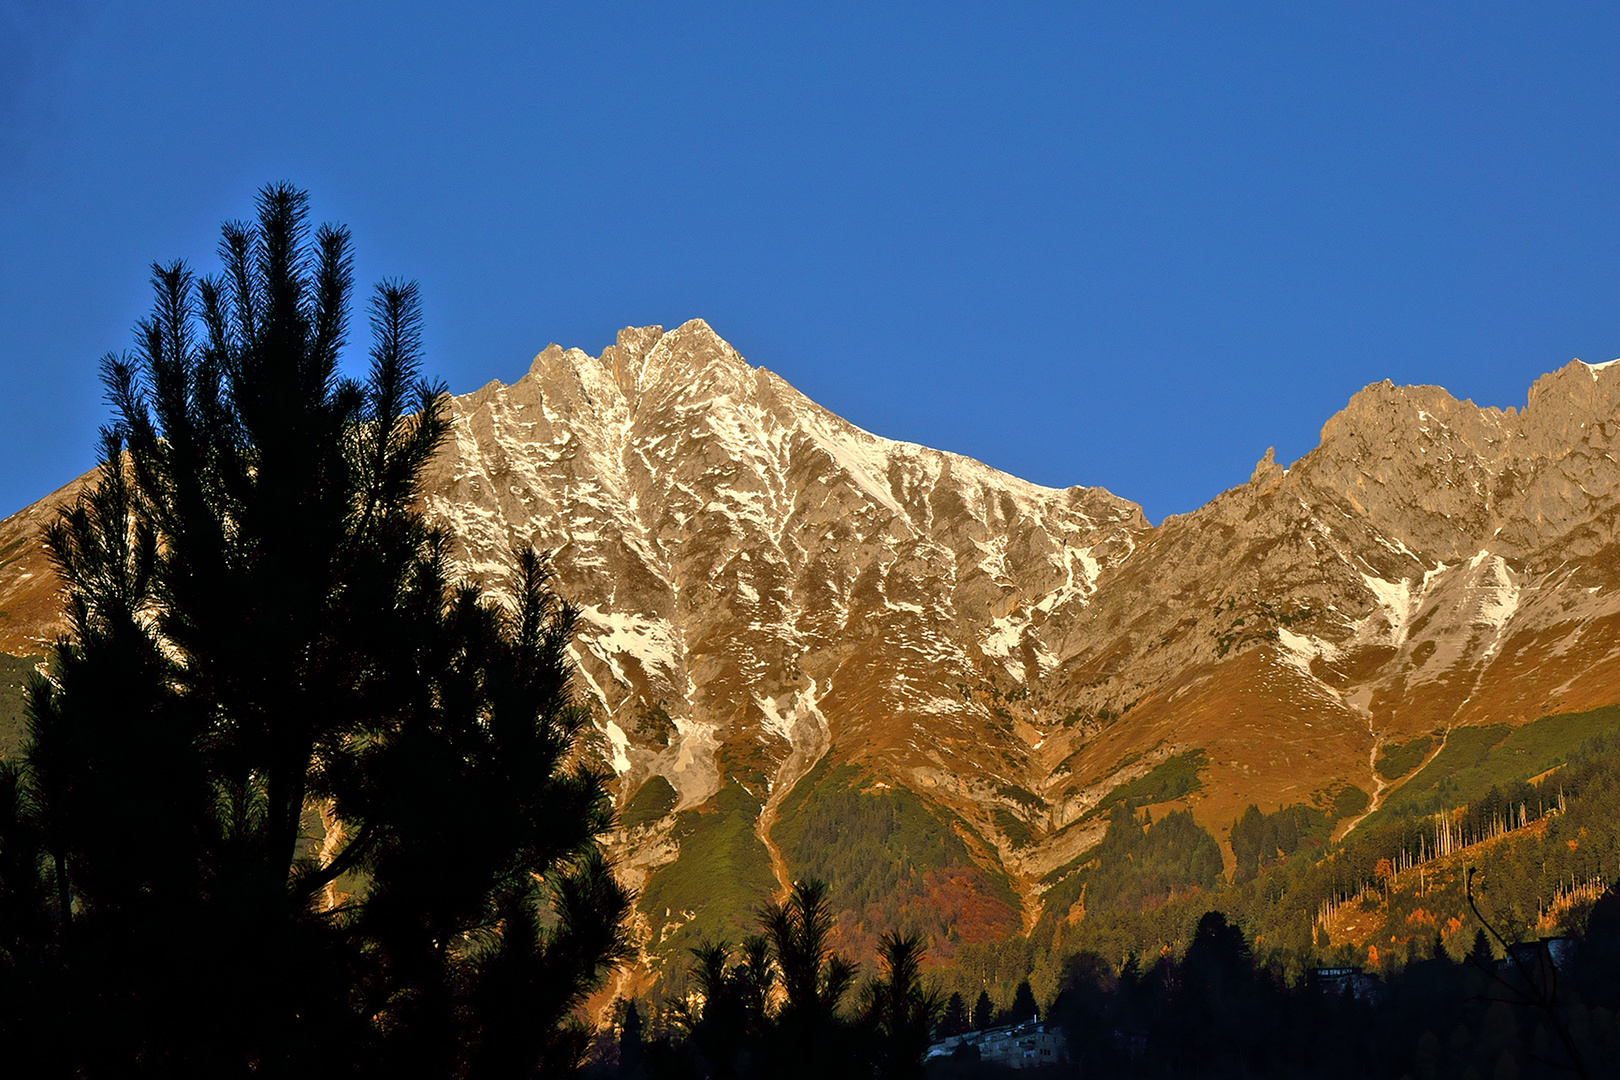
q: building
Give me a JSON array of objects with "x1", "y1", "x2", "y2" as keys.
[
  {"x1": 1306, "y1": 965, "x2": 1385, "y2": 1005},
  {"x1": 1503, "y1": 935, "x2": 1574, "y2": 975},
  {"x1": 927, "y1": 1019, "x2": 1068, "y2": 1070},
  {"x1": 1498, "y1": 936, "x2": 1575, "y2": 999}
]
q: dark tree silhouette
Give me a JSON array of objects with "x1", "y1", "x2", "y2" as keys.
[
  {"x1": 620, "y1": 999, "x2": 645, "y2": 1080},
  {"x1": 634, "y1": 873, "x2": 1620, "y2": 1078},
  {"x1": 971, "y1": 988, "x2": 994, "y2": 1031},
  {"x1": 860, "y1": 931, "x2": 944, "y2": 1080},
  {"x1": 758, "y1": 879, "x2": 859, "y2": 1078},
  {"x1": 1465, "y1": 866, "x2": 1588, "y2": 1080},
  {"x1": 1007, "y1": 980, "x2": 1039, "y2": 1025},
  {"x1": 0, "y1": 760, "x2": 54, "y2": 1075},
  {"x1": 662, "y1": 888, "x2": 943, "y2": 1080},
  {"x1": 1047, "y1": 952, "x2": 1116, "y2": 1072},
  {"x1": 675, "y1": 937, "x2": 773, "y2": 1079},
  {"x1": 938, "y1": 991, "x2": 969, "y2": 1037},
  {"x1": 0, "y1": 184, "x2": 631, "y2": 1077},
  {"x1": 1171, "y1": 911, "x2": 1265, "y2": 1073}
]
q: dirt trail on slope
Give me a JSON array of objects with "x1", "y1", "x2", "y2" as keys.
[
  {"x1": 755, "y1": 691, "x2": 831, "y2": 904},
  {"x1": 756, "y1": 799, "x2": 794, "y2": 904},
  {"x1": 1342, "y1": 726, "x2": 1450, "y2": 838}
]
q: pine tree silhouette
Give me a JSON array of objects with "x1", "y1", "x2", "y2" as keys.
[
  {"x1": 860, "y1": 932, "x2": 944, "y2": 1080},
  {"x1": 939, "y1": 991, "x2": 969, "y2": 1037},
  {"x1": 1, "y1": 183, "x2": 632, "y2": 1076},
  {"x1": 1008, "y1": 980, "x2": 1039, "y2": 1024},
  {"x1": 971, "y1": 988, "x2": 994, "y2": 1031},
  {"x1": 676, "y1": 937, "x2": 772, "y2": 1078},
  {"x1": 758, "y1": 879, "x2": 859, "y2": 1079}
]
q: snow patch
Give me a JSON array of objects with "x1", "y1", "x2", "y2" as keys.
[
  {"x1": 755, "y1": 694, "x2": 796, "y2": 742},
  {"x1": 577, "y1": 604, "x2": 681, "y2": 676},
  {"x1": 604, "y1": 720, "x2": 632, "y2": 774},
  {"x1": 915, "y1": 694, "x2": 968, "y2": 716},
  {"x1": 1470, "y1": 552, "x2": 1520, "y2": 633},
  {"x1": 1374, "y1": 533, "x2": 1421, "y2": 562},
  {"x1": 1360, "y1": 573, "x2": 1415, "y2": 643},
  {"x1": 1276, "y1": 628, "x2": 1340, "y2": 676},
  {"x1": 1357, "y1": 561, "x2": 1450, "y2": 647},
  {"x1": 978, "y1": 615, "x2": 1017, "y2": 660},
  {"x1": 1034, "y1": 544, "x2": 1104, "y2": 614},
  {"x1": 1582, "y1": 358, "x2": 1620, "y2": 378},
  {"x1": 1033, "y1": 640, "x2": 1060, "y2": 675},
  {"x1": 981, "y1": 613, "x2": 1030, "y2": 674},
  {"x1": 1073, "y1": 545, "x2": 1101, "y2": 589},
  {"x1": 808, "y1": 422, "x2": 906, "y2": 518}
]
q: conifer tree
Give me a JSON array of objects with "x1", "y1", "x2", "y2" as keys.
[
  {"x1": 0, "y1": 183, "x2": 631, "y2": 1076},
  {"x1": 971, "y1": 988, "x2": 994, "y2": 1031},
  {"x1": 759, "y1": 879, "x2": 859, "y2": 1079},
  {"x1": 1008, "y1": 980, "x2": 1039, "y2": 1025},
  {"x1": 676, "y1": 937, "x2": 772, "y2": 1078},
  {"x1": 860, "y1": 931, "x2": 944, "y2": 1080},
  {"x1": 939, "y1": 991, "x2": 969, "y2": 1037}
]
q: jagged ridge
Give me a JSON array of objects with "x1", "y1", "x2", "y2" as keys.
[{"x1": 5, "y1": 321, "x2": 1620, "y2": 972}]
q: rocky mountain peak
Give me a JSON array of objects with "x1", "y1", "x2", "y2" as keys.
[
  {"x1": 1248, "y1": 447, "x2": 1284, "y2": 489},
  {"x1": 525, "y1": 319, "x2": 754, "y2": 414},
  {"x1": 1520, "y1": 358, "x2": 1620, "y2": 455}
]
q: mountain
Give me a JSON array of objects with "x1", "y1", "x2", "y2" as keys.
[{"x1": 5, "y1": 320, "x2": 1620, "y2": 979}]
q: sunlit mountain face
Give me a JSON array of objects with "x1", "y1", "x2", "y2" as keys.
[{"x1": 7, "y1": 320, "x2": 1620, "y2": 985}]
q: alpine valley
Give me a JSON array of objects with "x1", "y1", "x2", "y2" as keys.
[{"x1": 6, "y1": 320, "x2": 1620, "y2": 999}]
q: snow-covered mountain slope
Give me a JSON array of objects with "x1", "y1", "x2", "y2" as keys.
[
  {"x1": 414, "y1": 321, "x2": 1148, "y2": 947},
  {"x1": 1029, "y1": 362, "x2": 1620, "y2": 870},
  {"x1": 6, "y1": 320, "x2": 1620, "y2": 968}
]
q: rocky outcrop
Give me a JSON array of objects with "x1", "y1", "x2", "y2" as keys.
[
  {"x1": 0, "y1": 474, "x2": 86, "y2": 657},
  {"x1": 1025, "y1": 362, "x2": 1620, "y2": 872}
]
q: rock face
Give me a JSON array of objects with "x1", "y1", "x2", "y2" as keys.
[
  {"x1": 5, "y1": 321, "x2": 1620, "y2": 970},
  {"x1": 0, "y1": 475, "x2": 87, "y2": 659},
  {"x1": 414, "y1": 322, "x2": 1149, "y2": 957},
  {"x1": 1042, "y1": 362, "x2": 1620, "y2": 861}
]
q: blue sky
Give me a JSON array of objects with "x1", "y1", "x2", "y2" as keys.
[{"x1": 4, "y1": 3, "x2": 1619, "y2": 522}]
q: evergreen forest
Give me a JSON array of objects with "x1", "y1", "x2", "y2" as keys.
[{"x1": 598, "y1": 706, "x2": 1620, "y2": 1079}]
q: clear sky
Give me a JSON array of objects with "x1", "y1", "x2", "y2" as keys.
[{"x1": 4, "y1": 3, "x2": 1619, "y2": 523}]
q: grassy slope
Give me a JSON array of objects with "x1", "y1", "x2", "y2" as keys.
[
  {"x1": 772, "y1": 755, "x2": 1021, "y2": 964},
  {"x1": 944, "y1": 704, "x2": 1620, "y2": 1011},
  {"x1": 1375, "y1": 735, "x2": 1434, "y2": 780},
  {"x1": 1090, "y1": 749, "x2": 1208, "y2": 818},
  {"x1": 636, "y1": 780, "x2": 778, "y2": 977},
  {"x1": 620, "y1": 775, "x2": 678, "y2": 830},
  {"x1": 1371, "y1": 705, "x2": 1620, "y2": 823}
]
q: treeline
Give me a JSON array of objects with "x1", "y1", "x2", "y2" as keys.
[
  {"x1": 1042, "y1": 897, "x2": 1620, "y2": 1079},
  {"x1": 771, "y1": 760, "x2": 1021, "y2": 965},
  {"x1": 924, "y1": 721, "x2": 1620, "y2": 1009},
  {"x1": 1231, "y1": 728, "x2": 1620, "y2": 969},
  {"x1": 581, "y1": 690, "x2": 1620, "y2": 1073},
  {"x1": 1230, "y1": 802, "x2": 1332, "y2": 882},
  {"x1": 597, "y1": 884, "x2": 1620, "y2": 1079},
  {"x1": 589, "y1": 880, "x2": 946, "y2": 1080}
]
